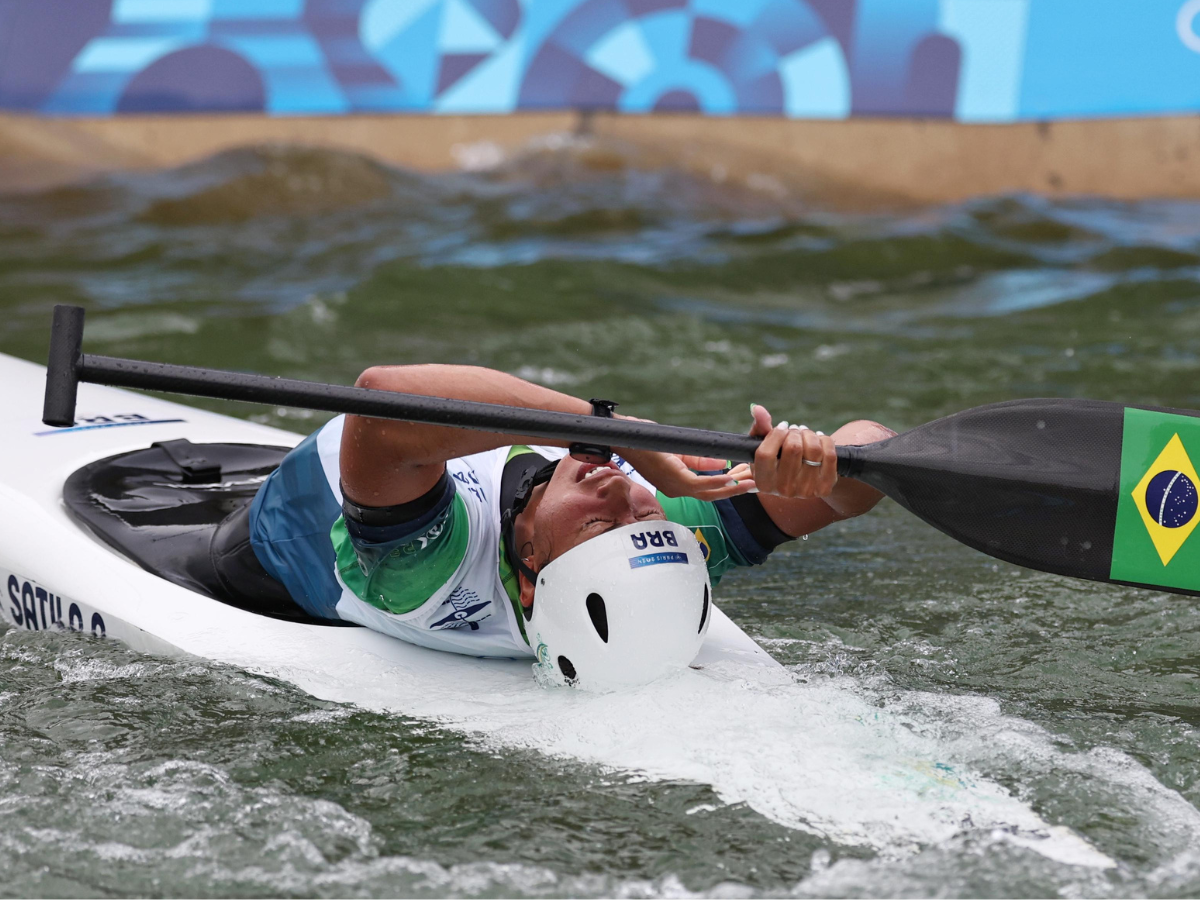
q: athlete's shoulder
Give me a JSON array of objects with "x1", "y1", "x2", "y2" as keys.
[{"x1": 448, "y1": 446, "x2": 526, "y2": 508}]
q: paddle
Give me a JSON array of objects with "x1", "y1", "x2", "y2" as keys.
[{"x1": 41, "y1": 304, "x2": 1200, "y2": 598}]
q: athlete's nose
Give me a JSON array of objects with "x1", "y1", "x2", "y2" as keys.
[{"x1": 595, "y1": 472, "x2": 638, "y2": 516}]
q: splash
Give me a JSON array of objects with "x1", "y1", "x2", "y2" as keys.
[{"x1": 385, "y1": 651, "x2": 1196, "y2": 871}]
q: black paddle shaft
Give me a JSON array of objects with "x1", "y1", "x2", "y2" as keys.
[
  {"x1": 43, "y1": 305, "x2": 766, "y2": 461},
  {"x1": 41, "y1": 304, "x2": 1200, "y2": 597}
]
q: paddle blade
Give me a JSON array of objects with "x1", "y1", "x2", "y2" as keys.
[{"x1": 844, "y1": 398, "x2": 1200, "y2": 596}]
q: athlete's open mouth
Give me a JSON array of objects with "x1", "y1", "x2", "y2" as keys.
[{"x1": 576, "y1": 461, "x2": 620, "y2": 483}]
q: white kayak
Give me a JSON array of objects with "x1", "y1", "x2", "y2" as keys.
[
  {"x1": 0, "y1": 350, "x2": 776, "y2": 691},
  {"x1": 0, "y1": 350, "x2": 1136, "y2": 867}
]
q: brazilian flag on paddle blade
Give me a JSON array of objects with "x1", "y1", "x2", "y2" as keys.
[{"x1": 1111, "y1": 408, "x2": 1200, "y2": 592}]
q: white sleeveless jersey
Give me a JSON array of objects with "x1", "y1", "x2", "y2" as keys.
[{"x1": 311, "y1": 416, "x2": 656, "y2": 658}]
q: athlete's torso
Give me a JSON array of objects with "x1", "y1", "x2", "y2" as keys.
[
  {"x1": 332, "y1": 433, "x2": 542, "y2": 657},
  {"x1": 249, "y1": 416, "x2": 780, "y2": 658}
]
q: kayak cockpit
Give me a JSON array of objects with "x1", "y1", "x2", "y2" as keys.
[{"x1": 63, "y1": 440, "x2": 349, "y2": 626}]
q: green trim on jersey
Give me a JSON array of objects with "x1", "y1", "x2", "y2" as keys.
[
  {"x1": 656, "y1": 493, "x2": 745, "y2": 587},
  {"x1": 331, "y1": 493, "x2": 470, "y2": 615}
]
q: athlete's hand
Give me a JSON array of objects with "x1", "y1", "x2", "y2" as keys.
[
  {"x1": 616, "y1": 416, "x2": 756, "y2": 501},
  {"x1": 749, "y1": 404, "x2": 837, "y2": 499}
]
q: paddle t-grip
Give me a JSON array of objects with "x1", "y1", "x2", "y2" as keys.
[{"x1": 43, "y1": 304, "x2": 84, "y2": 427}]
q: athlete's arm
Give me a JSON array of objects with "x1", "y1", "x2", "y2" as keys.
[
  {"x1": 342, "y1": 365, "x2": 593, "y2": 508},
  {"x1": 342, "y1": 365, "x2": 752, "y2": 509},
  {"x1": 748, "y1": 405, "x2": 895, "y2": 538}
]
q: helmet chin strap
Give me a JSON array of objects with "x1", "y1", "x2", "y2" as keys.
[
  {"x1": 500, "y1": 459, "x2": 559, "y2": 620},
  {"x1": 499, "y1": 398, "x2": 618, "y2": 622}
]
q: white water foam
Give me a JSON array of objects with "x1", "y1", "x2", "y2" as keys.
[{"x1": 396, "y1": 656, "x2": 1200, "y2": 871}]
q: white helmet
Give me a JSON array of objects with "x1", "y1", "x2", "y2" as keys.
[{"x1": 527, "y1": 521, "x2": 712, "y2": 691}]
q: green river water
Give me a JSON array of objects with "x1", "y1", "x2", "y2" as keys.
[{"x1": 1, "y1": 141, "x2": 1200, "y2": 897}]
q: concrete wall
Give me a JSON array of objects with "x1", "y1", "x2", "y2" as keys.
[{"x1": 3, "y1": 110, "x2": 1199, "y2": 207}]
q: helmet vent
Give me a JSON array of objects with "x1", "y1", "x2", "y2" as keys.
[
  {"x1": 698, "y1": 585, "x2": 710, "y2": 634},
  {"x1": 558, "y1": 655, "x2": 577, "y2": 682},
  {"x1": 586, "y1": 593, "x2": 609, "y2": 643}
]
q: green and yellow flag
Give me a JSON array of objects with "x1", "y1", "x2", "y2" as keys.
[{"x1": 1111, "y1": 408, "x2": 1200, "y2": 590}]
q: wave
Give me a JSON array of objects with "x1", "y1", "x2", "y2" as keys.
[{"x1": 3, "y1": 141, "x2": 1199, "y2": 297}]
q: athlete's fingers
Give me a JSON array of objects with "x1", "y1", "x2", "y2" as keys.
[
  {"x1": 773, "y1": 426, "x2": 823, "y2": 497},
  {"x1": 799, "y1": 426, "x2": 826, "y2": 497},
  {"x1": 679, "y1": 454, "x2": 730, "y2": 471},
  {"x1": 815, "y1": 432, "x2": 838, "y2": 497},
  {"x1": 700, "y1": 463, "x2": 759, "y2": 500},
  {"x1": 749, "y1": 404, "x2": 774, "y2": 438},
  {"x1": 777, "y1": 427, "x2": 807, "y2": 496},
  {"x1": 805, "y1": 429, "x2": 835, "y2": 498},
  {"x1": 677, "y1": 467, "x2": 757, "y2": 501},
  {"x1": 754, "y1": 421, "x2": 788, "y2": 494},
  {"x1": 693, "y1": 481, "x2": 758, "y2": 501},
  {"x1": 655, "y1": 464, "x2": 757, "y2": 495},
  {"x1": 727, "y1": 462, "x2": 753, "y2": 482},
  {"x1": 690, "y1": 471, "x2": 756, "y2": 494}
]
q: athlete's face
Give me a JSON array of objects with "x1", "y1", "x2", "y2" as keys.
[{"x1": 524, "y1": 457, "x2": 665, "y2": 574}]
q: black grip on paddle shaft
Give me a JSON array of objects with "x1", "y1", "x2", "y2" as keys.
[{"x1": 42, "y1": 304, "x2": 1200, "y2": 598}]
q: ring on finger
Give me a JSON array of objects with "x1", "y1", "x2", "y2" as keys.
[{"x1": 802, "y1": 458, "x2": 823, "y2": 467}]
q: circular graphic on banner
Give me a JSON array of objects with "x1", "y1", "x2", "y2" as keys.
[{"x1": 517, "y1": 0, "x2": 851, "y2": 117}]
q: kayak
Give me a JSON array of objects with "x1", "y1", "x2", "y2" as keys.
[
  {"x1": 0, "y1": 350, "x2": 776, "y2": 691},
  {"x1": 0, "y1": 350, "x2": 1126, "y2": 865}
]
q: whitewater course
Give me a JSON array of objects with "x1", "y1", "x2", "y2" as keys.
[{"x1": 1, "y1": 139, "x2": 1200, "y2": 897}]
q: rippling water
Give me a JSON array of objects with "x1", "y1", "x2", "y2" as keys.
[{"x1": 2, "y1": 139, "x2": 1200, "y2": 897}]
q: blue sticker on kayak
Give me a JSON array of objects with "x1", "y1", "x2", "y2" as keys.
[
  {"x1": 628, "y1": 552, "x2": 688, "y2": 569},
  {"x1": 35, "y1": 413, "x2": 184, "y2": 435}
]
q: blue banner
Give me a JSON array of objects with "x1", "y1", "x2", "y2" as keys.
[{"x1": 0, "y1": 0, "x2": 1196, "y2": 121}]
